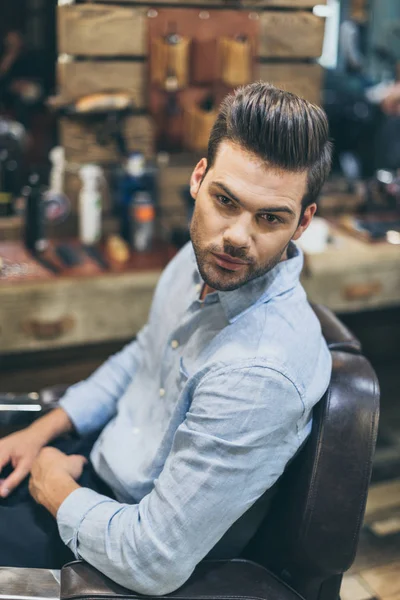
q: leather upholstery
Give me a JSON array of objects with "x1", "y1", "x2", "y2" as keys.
[
  {"x1": 61, "y1": 560, "x2": 303, "y2": 600},
  {"x1": 246, "y1": 351, "x2": 379, "y2": 599},
  {"x1": 0, "y1": 305, "x2": 380, "y2": 600},
  {"x1": 311, "y1": 303, "x2": 362, "y2": 354}
]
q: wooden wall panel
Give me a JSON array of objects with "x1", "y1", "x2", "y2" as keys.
[
  {"x1": 259, "y1": 11, "x2": 325, "y2": 58},
  {"x1": 57, "y1": 5, "x2": 324, "y2": 60},
  {"x1": 57, "y1": 61, "x2": 146, "y2": 105},
  {"x1": 258, "y1": 63, "x2": 323, "y2": 105},
  {"x1": 243, "y1": 0, "x2": 326, "y2": 5},
  {"x1": 57, "y1": 5, "x2": 146, "y2": 56},
  {"x1": 96, "y1": 0, "x2": 325, "y2": 6},
  {"x1": 59, "y1": 115, "x2": 154, "y2": 163}
]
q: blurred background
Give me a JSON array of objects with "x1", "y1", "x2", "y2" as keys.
[{"x1": 0, "y1": 1, "x2": 400, "y2": 596}]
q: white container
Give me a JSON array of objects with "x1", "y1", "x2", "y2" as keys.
[{"x1": 79, "y1": 164, "x2": 103, "y2": 245}]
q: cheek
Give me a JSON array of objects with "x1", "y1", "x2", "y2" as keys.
[
  {"x1": 194, "y1": 197, "x2": 223, "y2": 235},
  {"x1": 254, "y1": 227, "x2": 293, "y2": 258}
]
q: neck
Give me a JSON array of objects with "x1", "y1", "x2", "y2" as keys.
[{"x1": 200, "y1": 283, "x2": 215, "y2": 300}]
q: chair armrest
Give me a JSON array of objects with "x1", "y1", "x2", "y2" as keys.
[
  {"x1": 0, "y1": 566, "x2": 61, "y2": 599},
  {"x1": 0, "y1": 384, "x2": 69, "y2": 438},
  {"x1": 61, "y1": 560, "x2": 304, "y2": 600},
  {"x1": 311, "y1": 303, "x2": 361, "y2": 354}
]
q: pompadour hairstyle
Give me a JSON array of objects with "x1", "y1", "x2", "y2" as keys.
[{"x1": 206, "y1": 82, "x2": 332, "y2": 207}]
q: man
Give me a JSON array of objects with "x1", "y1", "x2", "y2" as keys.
[{"x1": 0, "y1": 83, "x2": 332, "y2": 593}]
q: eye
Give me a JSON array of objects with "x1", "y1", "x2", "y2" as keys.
[
  {"x1": 260, "y1": 214, "x2": 282, "y2": 224},
  {"x1": 216, "y1": 195, "x2": 235, "y2": 208}
]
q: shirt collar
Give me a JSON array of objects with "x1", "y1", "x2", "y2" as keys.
[{"x1": 190, "y1": 242, "x2": 303, "y2": 323}]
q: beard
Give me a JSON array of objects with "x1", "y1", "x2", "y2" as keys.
[{"x1": 190, "y1": 217, "x2": 289, "y2": 292}]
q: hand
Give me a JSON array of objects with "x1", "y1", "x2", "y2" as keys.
[
  {"x1": 381, "y1": 83, "x2": 400, "y2": 116},
  {"x1": 29, "y1": 447, "x2": 86, "y2": 517},
  {"x1": 0, "y1": 428, "x2": 47, "y2": 498}
]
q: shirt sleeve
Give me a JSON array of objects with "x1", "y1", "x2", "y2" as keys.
[
  {"x1": 59, "y1": 325, "x2": 148, "y2": 435},
  {"x1": 58, "y1": 245, "x2": 187, "y2": 436},
  {"x1": 57, "y1": 363, "x2": 306, "y2": 595}
]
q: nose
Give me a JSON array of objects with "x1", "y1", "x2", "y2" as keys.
[{"x1": 223, "y1": 215, "x2": 252, "y2": 249}]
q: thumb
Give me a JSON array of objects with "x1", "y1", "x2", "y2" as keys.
[
  {"x1": 66, "y1": 454, "x2": 88, "y2": 479},
  {"x1": 68, "y1": 454, "x2": 88, "y2": 466}
]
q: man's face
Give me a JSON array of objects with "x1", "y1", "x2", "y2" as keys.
[{"x1": 189, "y1": 141, "x2": 316, "y2": 292}]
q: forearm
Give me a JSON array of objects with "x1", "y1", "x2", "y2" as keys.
[
  {"x1": 28, "y1": 407, "x2": 74, "y2": 445},
  {"x1": 60, "y1": 333, "x2": 145, "y2": 435},
  {"x1": 36, "y1": 469, "x2": 80, "y2": 518}
]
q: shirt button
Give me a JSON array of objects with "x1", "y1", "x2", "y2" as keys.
[
  {"x1": 171, "y1": 340, "x2": 179, "y2": 349},
  {"x1": 159, "y1": 388, "x2": 165, "y2": 397}
]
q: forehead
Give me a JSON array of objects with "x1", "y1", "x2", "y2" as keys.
[{"x1": 209, "y1": 141, "x2": 308, "y2": 209}]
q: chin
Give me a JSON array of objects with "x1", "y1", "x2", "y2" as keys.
[{"x1": 202, "y1": 265, "x2": 251, "y2": 292}]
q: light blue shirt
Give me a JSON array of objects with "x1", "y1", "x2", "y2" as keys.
[{"x1": 57, "y1": 241, "x2": 332, "y2": 595}]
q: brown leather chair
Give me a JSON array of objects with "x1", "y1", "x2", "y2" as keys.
[{"x1": 0, "y1": 304, "x2": 380, "y2": 600}]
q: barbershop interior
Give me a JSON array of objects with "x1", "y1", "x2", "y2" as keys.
[{"x1": 0, "y1": 0, "x2": 400, "y2": 599}]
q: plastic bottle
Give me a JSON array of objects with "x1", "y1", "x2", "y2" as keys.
[
  {"x1": 43, "y1": 146, "x2": 70, "y2": 225},
  {"x1": 24, "y1": 172, "x2": 47, "y2": 253},
  {"x1": 118, "y1": 152, "x2": 146, "y2": 242},
  {"x1": 79, "y1": 164, "x2": 103, "y2": 245},
  {"x1": 131, "y1": 191, "x2": 155, "y2": 252}
]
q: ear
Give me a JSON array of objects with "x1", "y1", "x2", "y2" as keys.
[
  {"x1": 292, "y1": 203, "x2": 317, "y2": 241},
  {"x1": 190, "y1": 158, "x2": 207, "y2": 200}
]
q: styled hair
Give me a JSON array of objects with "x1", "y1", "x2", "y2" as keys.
[{"x1": 206, "y1": 82, "x2": 332, "y2": 207}]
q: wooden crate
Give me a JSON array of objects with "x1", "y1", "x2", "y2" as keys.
[
  {"x1": 258, "y1": 63, "x2": 323, "y2": 105},
  {"x1": 57, "y1": 4, "x2": 146, "y2": 56},
  {"x1": 56, "y1": 2, "x2": 325, "y2": 161},
  {"x1": 59, "y1": 115, "x2": 154, "y2": 163},
  {"x1": 96, "y1": 0, "x2": 325, "y2": 6},
  {"x1": 159, "y1": 159, "x2": 193, "y2": 208},
  {"x1": 259, "y1": 11, "x2": 325, "y2": 58},
  {"x1": 243, "y1": 0, "x2": 326, "y2": 5},
  {"x1": 58, "y1": 5, "x2": 324, "y2": 59},
  {"x1": 57, "y1": 61, "x2": 146, "y2": 106}
]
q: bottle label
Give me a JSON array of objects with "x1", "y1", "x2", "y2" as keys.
[{"x1": 134, "y1": 204, "x2": 155, "y2": 223}]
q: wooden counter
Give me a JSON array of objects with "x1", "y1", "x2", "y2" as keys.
[
  {"x1": 301, "y1": 228, "x2": 400, "y2": 313},
  {"x1": 0, "y1": 227, "x2": 399, "y2": 355}
]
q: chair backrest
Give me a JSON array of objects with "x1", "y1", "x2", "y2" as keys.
[{"x1": 244, "y1": 304, "x2": 380, "y2": 600}]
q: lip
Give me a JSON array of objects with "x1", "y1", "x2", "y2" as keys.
[{"x1": 212, "y1": 252, "x2": 249, "y2": 271}]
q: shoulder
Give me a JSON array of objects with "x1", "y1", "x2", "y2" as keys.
[
  {"x1": 206, "y1": 286, "x2": 332, "y2": 408},
  {"x1": 190, "y1": 359, "x2": 306, "y2": 436}
]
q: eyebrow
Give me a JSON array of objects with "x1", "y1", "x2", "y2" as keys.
[{"x1": 211, "y1": 181, "x2": 297, "y2": 218}]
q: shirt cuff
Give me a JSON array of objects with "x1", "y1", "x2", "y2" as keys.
[{"x1": 57, "y1": 487, "x2": 116, "y2": 558}]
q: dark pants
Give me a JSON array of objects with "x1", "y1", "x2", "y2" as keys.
[{"x1": 0, "y1": 432, "x2": 114, "y2": 568}]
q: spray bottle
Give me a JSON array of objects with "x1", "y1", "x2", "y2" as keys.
[{"x1": 79, "y1": 164, "x2": 103, "y2": 245}]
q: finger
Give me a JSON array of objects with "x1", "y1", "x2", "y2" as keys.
[
  {"x1": 69, "y1": 454, "x2": 88, "y2": 463},
  {"x1": 68, "y1": 455, "x2": 88, "y2": 471},
  {"x1": 66, "y1": 455, "x2": 88, "y2": 479},
  {"x1": 0, "y1": 461, "x2": 30, "y2": 498},
  {"x1": 0, "y1": 447, "x2": 12, "y2": 475}
]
